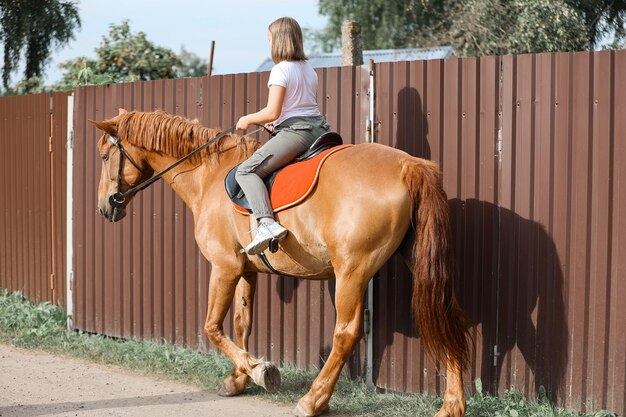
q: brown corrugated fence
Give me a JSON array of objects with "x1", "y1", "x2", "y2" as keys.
[
  {"x1": 371, "y1": 51, "x2": 626, "y2": 413},
  {"x1": 372, "y1": 55, "x2": 502, "y2": 397},
  {"x1": 0, "y1": 92, "x2": 69, "y2": 305},
  {"x1": 1, "y1": 49, "x2": 625, "y2": 414}
]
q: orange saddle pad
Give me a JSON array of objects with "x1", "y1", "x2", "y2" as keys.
[{"x1": 232, "y1": 144, "x2": 351, "y2": 215}]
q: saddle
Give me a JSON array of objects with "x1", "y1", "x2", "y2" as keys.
[{"x1": 224, "y1": 131, "x2": 347, "y2": 214}]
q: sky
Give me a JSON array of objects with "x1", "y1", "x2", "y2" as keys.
[{"x1": 43, "y1": 0, "x2": 328, "y2": 84}]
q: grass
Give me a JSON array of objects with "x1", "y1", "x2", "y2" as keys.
[{"x1": 0, "y1": 289, "x2": 618, "y2": 417}]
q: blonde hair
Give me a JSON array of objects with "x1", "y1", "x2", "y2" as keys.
[{"x1": 268, "y1": 17, "x2": 308, "y2": 63}]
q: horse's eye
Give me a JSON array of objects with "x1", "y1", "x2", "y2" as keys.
[{"x1": 101, "y1": 154, "x2": 109, "y2": 161}]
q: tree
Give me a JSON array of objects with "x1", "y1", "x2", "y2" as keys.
[
  {"x1": 175, "y1": 46, "x2": 209, "y2": 78},
  {"x1": 0, "y1": 76, "x2": 49, "y2": 96},
  {"x1": 0, "y1": 0, "x2": 80, "y2": 91},
  {"x1": 54, "y1": 21, "x2": 208, "y2": 90},
  {"x1": 314, "y1": 0, "x2": 445, "y2": 52},
  {"x1": 445, "y1": 0, "x2": 590, "y2": 56},
  {"x1": 313, "y1": 0, "x2": 626, "y2": 56},
  {"x1": 55, "y1": 57, "x2": 121, "y2": 90},
  {"x1": 567, "y1": 0, "x2": 626, "y2": 47}
]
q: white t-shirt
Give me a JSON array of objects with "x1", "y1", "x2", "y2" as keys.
[{"x1": 267, "y1": 60, "x2": 321, "y2": 126}]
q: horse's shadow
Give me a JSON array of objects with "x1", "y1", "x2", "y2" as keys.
[{"x1": 459, "y1": 198, "x2": 567, "y2": 401}]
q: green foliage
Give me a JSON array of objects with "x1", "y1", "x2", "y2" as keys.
[
  {"x1": 465, "y1": 379, "x2": 617, "y2": 417},
  {"x1": 566, "y1": 0, "x2": 626, "y2": 47},
  {"x1": 54, "y1": 56, "x2": 132, "y2": 91},
  {"x1": 0, "y1": 290, "x2": 620, "y2": 416},
  {"x1": 0, "y1": 290, "x2": 68, "y2": 346},
  {"x1": 0, "y1": 76, "x2": 50, "y2": 96},
  {"x1": 313, "y1": 0, "x2": 626, "y2": 56},
  {"x1": 446, "y1": 0, "x2": 590, "y2": 56},
  {"x1": 0, "y1": 0, "x2": 80, "y2": 91},
  {"x1": 314, "y1": 0, "x2": 445, "y2": 51},
  {"x1": 54, "y1": 20, "x2": 208, "y2": 91},
  {"x1": 175, "y1": 46, "x2": 209, "y2": 78},
  {"x1": 604, "y1": 37, "x2": 626, "y2": 50},
  {"x1": 0, "y1": 289, "x2": 229, "y2": 388},
  {"x1": 94, "y1": 20, "x2": 179, "y2": 80}
]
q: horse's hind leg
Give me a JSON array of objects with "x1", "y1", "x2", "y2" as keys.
[
  {"x1": 294, "y1": 274, "x2": 367, "y2": 417},
  {"x1": 219, "y1": 274, "x2": 257, "y2": 397},
  {"x1": 204, "y1": 268, "x2": 280, "y2": 395},
  {"x1": 435, "y1": 359, "x2": 466, "y2": 417}
]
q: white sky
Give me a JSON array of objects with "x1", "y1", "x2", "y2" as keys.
[{"x1": 43, "y1": 0, "x2": 328, "y2": 84}]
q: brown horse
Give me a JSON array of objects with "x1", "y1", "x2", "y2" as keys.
[{"x1": 90, "y1": 109, "x2": 470, "y2": 417}]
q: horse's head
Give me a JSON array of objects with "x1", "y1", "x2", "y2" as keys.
[{"x1": 89, "y1": 109, "x2": 154, "y2": 222}]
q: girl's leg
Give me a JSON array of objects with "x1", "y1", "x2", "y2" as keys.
[{"x1": 235, "y1": 130, "x2": 312, "y2": 219}]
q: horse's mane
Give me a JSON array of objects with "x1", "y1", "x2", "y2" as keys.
[{"x1": 116, "y1": 111, "x2": 258, "y2": 163}]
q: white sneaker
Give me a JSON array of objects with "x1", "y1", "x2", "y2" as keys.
[{"x1": 245, "y1": 221, "x2": 288, "y2": 255}]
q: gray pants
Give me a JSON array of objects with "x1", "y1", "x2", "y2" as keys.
[{"x1": 235, "y1": 116, "x2": 330, "y2": 219}]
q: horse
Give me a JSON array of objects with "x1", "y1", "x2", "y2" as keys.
[{"x1": 90, "y1": 109, "x2": 471, "y2": 417}]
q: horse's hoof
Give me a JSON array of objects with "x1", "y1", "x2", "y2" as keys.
[
  {"x1": 293, "y1": 402, "x2": 329, "y2": 417},
  {"x1": 251, "y1": 362, "x2": 281, "y2": 393},
  {"x1": 217, "y1": 386, "x2": 241, "y2": 397}
]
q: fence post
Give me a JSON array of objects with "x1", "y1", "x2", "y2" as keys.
[
  {"x1": 65, "y1": 94, "x2": 74, "y2": 329},
  {"x1": 365, "y1": 58, "x2": 376, "y2": 389}
]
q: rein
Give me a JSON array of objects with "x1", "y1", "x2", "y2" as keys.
[{"x1": 108, "y1": 125, "x2": 237, "y2": 208}]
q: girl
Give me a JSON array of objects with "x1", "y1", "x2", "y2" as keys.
[{"x1": 235, "y1": 17, "x2": 329, "y2": 255}]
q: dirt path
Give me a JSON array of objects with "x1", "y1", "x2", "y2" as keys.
[{"x1": 0, "y1": 344, "x2": 295, "y2": 417}]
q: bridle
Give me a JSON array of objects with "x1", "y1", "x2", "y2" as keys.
[
  {"x1": 106, "y1": 125, "x2": 236, "y2": 208},
  {"x1": 107, "y1": 135, "x2": 149, "y2": 208},
  {"x1": 106, "y1": 124, "x2": 268, "y2": 208}
]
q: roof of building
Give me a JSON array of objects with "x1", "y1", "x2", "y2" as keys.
[{"x1": 255, "y1": 46, "x2": 455, "y2": 72}]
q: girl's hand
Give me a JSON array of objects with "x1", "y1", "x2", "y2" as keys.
[
  {"x1": 264, "y1": 123, "x2": 274, "y2": 133},
  {"x1": 236, "y1": 116, "x2": 249, "y2": 131}
]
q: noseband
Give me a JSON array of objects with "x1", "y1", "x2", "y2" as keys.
[{"x1": 105, "y1": 126, "x2": 237, "y2": 208}]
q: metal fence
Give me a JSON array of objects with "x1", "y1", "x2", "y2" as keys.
[
  {"x1": 1, "y1": 49, "x2": 625, "y2": 415},
  {"x1": 0, "y1": 92, "x2": 69, "y2": 305},
  {"x1": 368, "y1": 51, "x2": 625, "y2": 413}
]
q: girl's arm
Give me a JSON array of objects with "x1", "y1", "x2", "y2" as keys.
[{"x1": 236, "y1": 85, "x2": 286, "y2": 130}]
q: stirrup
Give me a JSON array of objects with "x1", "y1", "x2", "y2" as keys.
[{"x1": 268, "y1": 238, "x2": 279, "y2": 253}]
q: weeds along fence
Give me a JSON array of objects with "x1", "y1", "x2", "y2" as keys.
[{"x1": 1, "y1": 49, "x2": 625, "y2": 414}]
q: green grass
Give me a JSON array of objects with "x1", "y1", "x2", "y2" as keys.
[{"x1": 0, "y1": 289, "x2": 618, "y2": 417}]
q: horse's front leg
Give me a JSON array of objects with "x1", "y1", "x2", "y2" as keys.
[
  {"x1": 204, "y1": 268, "x2": 280, "y2": 394},
  {"x1": 234, "y1": 273, "x2": 257, "y2": 350},
  {"x1": 219, "y1": 273, "x2": 258, "y2": 397}
]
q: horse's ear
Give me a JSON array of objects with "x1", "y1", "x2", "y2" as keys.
[
  {"x1": 118, "y1": 108, "x2": 128, "y2": 115},
  {"x1": 88, "y1": 119, "x2": 118, "y2": 137}
]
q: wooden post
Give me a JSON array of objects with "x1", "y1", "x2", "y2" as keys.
[
  {"x1": 207, "y1": 40, "x2": 215, "y2": 76},
  {"x1": 341, "y1": 20, "x2": 363, "y2": 66}
]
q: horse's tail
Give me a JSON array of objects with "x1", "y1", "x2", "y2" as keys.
[{"x1": 401, "y1": 158, "x2": 470, "y2": 370}]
